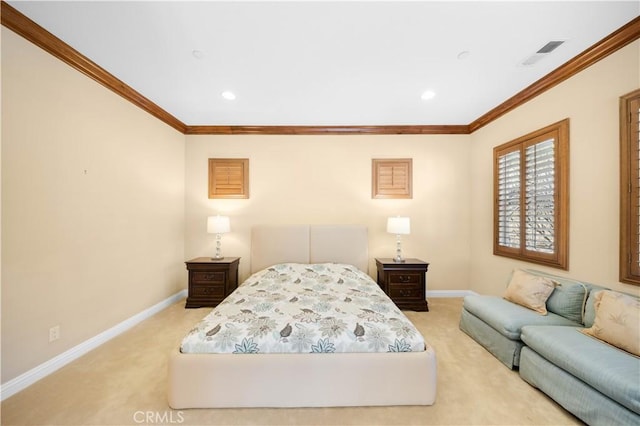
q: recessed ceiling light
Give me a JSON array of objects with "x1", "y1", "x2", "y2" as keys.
[
  {"x1": 221, "y1": 91, "x2": 236, "y2": 100},
  {"x1": 421, "y1": 90, "x2": 436, "y2": 101},
  {"x1": 192, "y1": 50, "x2": 204, "y2": 59}
]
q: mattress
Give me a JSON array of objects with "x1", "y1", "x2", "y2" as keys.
[{"x1": 180, "y1": 263, "x2": 426, "y2": 354}]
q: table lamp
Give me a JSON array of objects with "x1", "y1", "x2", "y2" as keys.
[
  {"x1": 207, "y1": 215, "x2": 230, "y2": 260},
  {"x1": 387, "y1": 216, "x2": 410, "y2": 263}
]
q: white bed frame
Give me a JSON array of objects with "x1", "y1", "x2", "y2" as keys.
[{"x1": 168, "y1": 225, "x2": 437, "y2": 408}]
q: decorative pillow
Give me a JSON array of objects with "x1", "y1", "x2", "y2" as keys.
[
  {"x1": 582, "y1": 290, "x2": 640, "y2": 356},
  {"x1": 503, "y1": 269, "x2": 556, "y2": 315},
  {"x1": 583, "y1": 285, "x2": 609, "y2": 328},
  {"x1": 545, "y1": 281, "x2": 589, "y2": 323}
]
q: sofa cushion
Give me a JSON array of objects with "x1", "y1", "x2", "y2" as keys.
[
  {"x1": 503, "y1": 269, "x2": 556, "y2": 314},
  {"x1": 582, "y1": 290, "x2": 640, "y2": 356},
  {"x1": 519, "y1": 347, "x2": 640, "y2": 425},
  {"x1": 523, "y1": 269, "x2": 589, "y2": 323},
  {"x1": 521, "y1": 325, "x2": 640, "y2": 415},
  {"x1": 463, "y1": 295, "x2": 579, "y2": 340},
  {"x1": 459, "y1": 308, "x2": 525, "y2": 368}
]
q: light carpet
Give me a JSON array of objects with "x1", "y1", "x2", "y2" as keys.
[{"x1": 1, "y1": 298, "x2": 582, "y2": 425}]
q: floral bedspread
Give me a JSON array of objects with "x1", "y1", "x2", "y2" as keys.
[{"x1": 180, "y1": 263, "x2": 426, "y2": 354}]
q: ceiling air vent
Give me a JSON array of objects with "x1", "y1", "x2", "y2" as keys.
[
  {"x1": 537, "y1": 40, "x2": 565, "y2": 54},
  {"x1": 520, "y1": 40, "x2": 566, "y2": 66}
]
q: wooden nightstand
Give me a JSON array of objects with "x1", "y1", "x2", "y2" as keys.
[
  {"x1": 375, "y1": 258, "x2": 429, "y2": 311},
  {"x1": 185, "y1": 257, "x2": 240, "y2": 308}
]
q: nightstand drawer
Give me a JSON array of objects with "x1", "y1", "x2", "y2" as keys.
[
  {"x1": 185, "y1": 257, "x2": 240, "y2": 308},
  {"x1": 389, "y1": 285, "x2": 423, "y2": 299},
  {"x1": 192, "y1": 271, "x2": 225, "y2": 284},
  {"x1": 375, "y1": 258, "x2": 429, "y2": 312},
  {"x1": 191, "y1": 283, "x2": 225, "y2": 298},
  {"x1": 388, "y1": 272, "x2": 421, "y2": 285}
]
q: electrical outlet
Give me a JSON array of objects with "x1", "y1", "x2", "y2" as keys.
[{"x1": 49, "y1": 325, "x2": 60, "y2": 342}]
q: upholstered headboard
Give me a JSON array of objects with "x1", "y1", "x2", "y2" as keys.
[{"x1": 250, "y1": 225, "x2": 369, "y2": 274}]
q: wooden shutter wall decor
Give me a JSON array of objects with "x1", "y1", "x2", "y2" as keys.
[
  {"x1": 372, "y1": 159, "x2": 413, "y2": 199},
  {"x1": 208, "y1": 158, "x2": 249, "y2": 199}
]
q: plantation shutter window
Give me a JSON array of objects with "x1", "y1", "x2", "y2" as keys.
[
  {"x1": 620, "y1": 89, "x2": 640, "y2": 285},
  {"x1": 635, "y1": 100, "x2": 639, "y2": 277},
  {"x1": 493, "y1": 119, "x2": 569, "y2": 269},
  {"x1": 525, "y1": 138, "x2": 555, "y2": 254},
  {"x1": 633, "y1": 97, "x2": 640, "y2": 278},
  {"x1": 497, "y1": 150, "x2": 521, "y2": 250}
]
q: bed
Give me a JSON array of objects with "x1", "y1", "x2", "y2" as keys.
[{"x1": 168, "y1": 225, "x2": 437, "y2": 408}]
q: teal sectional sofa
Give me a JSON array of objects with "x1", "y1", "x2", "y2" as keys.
[{"x1": 459, "y1": 270, "x2": 640, "y2": 425}]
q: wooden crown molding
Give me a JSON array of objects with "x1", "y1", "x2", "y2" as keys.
[
  {"x1": 0, "y1": 1, "x2": 187, "y2": 134},
  {"x1": 2, "y1": 1, "x2": 638, "y2": 136},
  {"x1": 185, "y1": 125, "x2": 470, "y2": 135},
  {"x1": 469, "y1": 15, "x2": 640, "y2": 133}
]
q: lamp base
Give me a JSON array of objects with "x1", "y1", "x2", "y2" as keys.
[
  {"x1": 393, "y1": 235, "x2": 405, "y2": 263},
  {"x1": 213, "y1": 233, "x2": 223, "y2": 260}
]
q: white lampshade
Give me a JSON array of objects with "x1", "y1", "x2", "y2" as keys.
[
  {"x1": 387, "y1": 216, "x2": 410, "y2": 235},
  {"x1": 207, "y1": 215, "x2": 231, "y2": 234}
]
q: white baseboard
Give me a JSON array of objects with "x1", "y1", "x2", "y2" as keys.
[
  {"x1": 426, "y1": 290, "x2": 478, "y2": 298},
  {"x1": 1, "y1": 289, "x2": 187, "y2": 401}
]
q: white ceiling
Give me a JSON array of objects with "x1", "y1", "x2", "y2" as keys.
[{"x1": 7, "y1": 1, "x2": 640, "y2": 126}]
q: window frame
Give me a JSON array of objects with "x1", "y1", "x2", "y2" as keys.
[
  {"x1": 493, "y1": 119, "x2": 570, "y2": 270},
  {"x1": 620, "y1": 89, "x2": 640, "y2": 285}
]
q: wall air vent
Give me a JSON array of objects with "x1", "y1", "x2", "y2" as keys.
[{"x1": 520, "y1": 40, "x2": 566, "y2": 67}]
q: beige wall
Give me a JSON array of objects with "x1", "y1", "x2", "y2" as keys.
[
  {"x1": 3, "y1": 20, "x2": 639, "y2": 386},
  {"x1": 469, "y1": 40, "x2": 640, "y2": 297},
  {"x1": 184, "y1": 134, "x2": 472, "y2": 289},
  {"x1": 1, "y1": 28, "x2": 185, "y2": 382}
]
